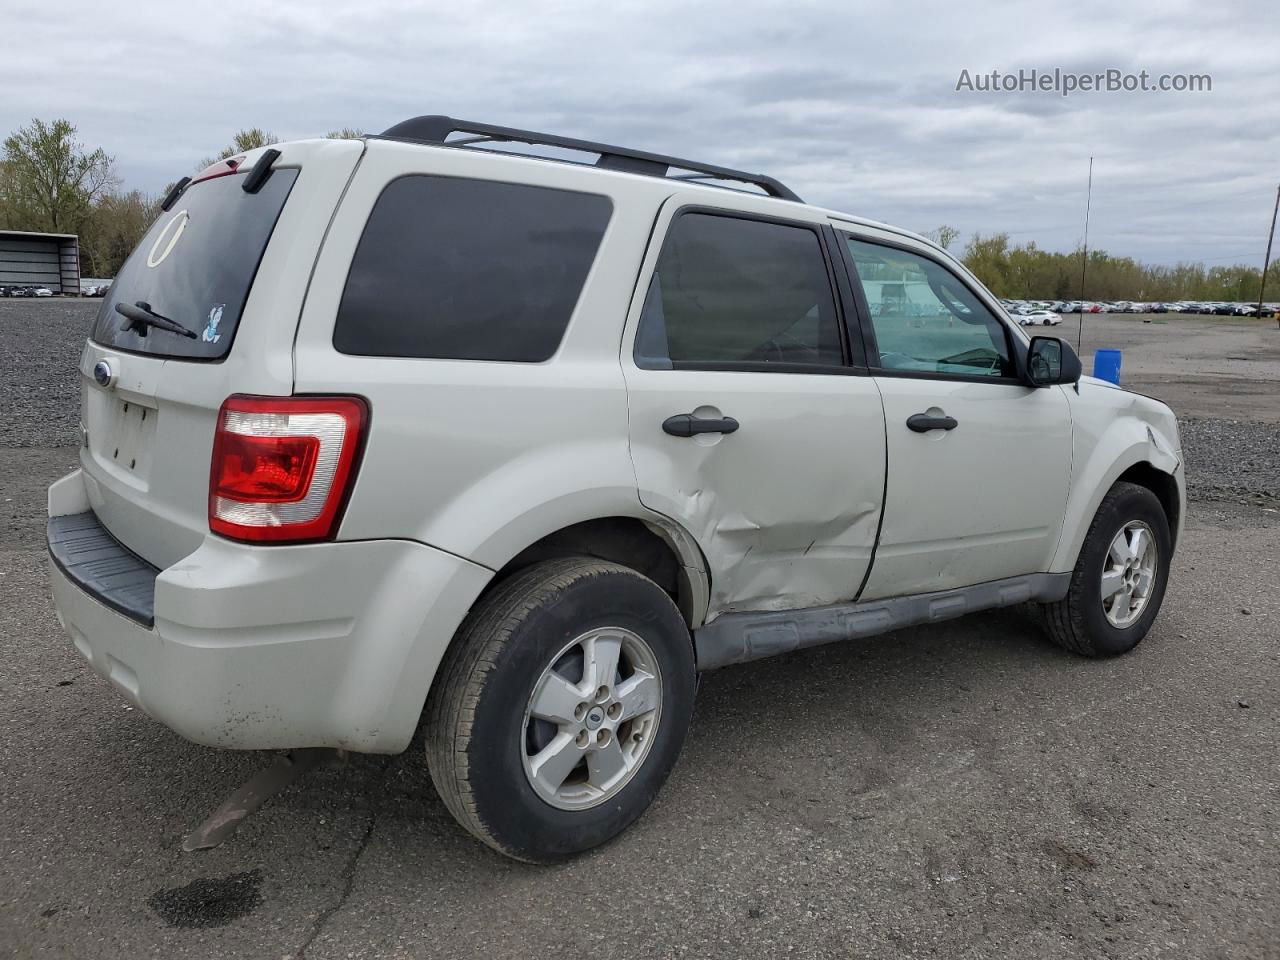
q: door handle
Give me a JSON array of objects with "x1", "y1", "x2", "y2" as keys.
[
  {"x1": 662, "y1": 414, "x2": 740, "y2": 437},
  {"x1": 906, "y1": 413, "x2": 958, "y2": 433}
]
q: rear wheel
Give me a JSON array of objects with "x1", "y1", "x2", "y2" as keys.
[
  {"x1": 425, "y1": 558, "x2": 696, "y2": 862},
  {"x1": 1041, "y1": 481, "x2": 1172, "y2": 657}
]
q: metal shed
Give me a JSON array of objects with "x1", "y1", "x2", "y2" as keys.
[{"x1": 0, "y1": 230, "x2": 80, "y2": 294}]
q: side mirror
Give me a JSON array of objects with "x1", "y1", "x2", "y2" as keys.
[{"x1": 1026, "y1": 336, "x2": 1082, "y2": 387}]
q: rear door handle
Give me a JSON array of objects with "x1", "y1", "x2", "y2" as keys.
[
  {"x1": 663, "y1": 414, "x2": 740, "y2": 437},
  {"x1": 906, "y1": 413, "x2": 958, "y2": 433}
]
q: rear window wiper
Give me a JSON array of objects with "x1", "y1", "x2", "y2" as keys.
[{"x1": 115, "y1": 301, "x2": 198, "y2": 339}]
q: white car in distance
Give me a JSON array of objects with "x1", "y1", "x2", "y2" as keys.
[{"x1": 1014, "y1": 308, "x2": 1063, "y2": 326}]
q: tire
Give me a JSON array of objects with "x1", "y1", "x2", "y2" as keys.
[
  {"x1": 1041, "y1": 481, "x2": 1172, "y2": 657},
  {"x1": 425, "y1": 557, "x2": 697, "y2": 863}
]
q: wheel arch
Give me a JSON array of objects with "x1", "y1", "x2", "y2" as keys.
[
  {"x1": 1051, "y1": 416, "x2": 1182, "y2": 573},
  {"x1": 1114, "y1": 461, "x2": 1181, "y2": 550},
  {"x1": 479, "y1": 514, "x2": 711, "y2": 629}
]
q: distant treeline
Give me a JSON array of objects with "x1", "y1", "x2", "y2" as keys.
[{"x1": 955, "y1": 232, "x2": 1278, "y2": 303}]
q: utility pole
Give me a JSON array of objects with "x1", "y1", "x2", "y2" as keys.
[
  {"x1": 1259, "y1": 183, "x2": 1279, "y2": 329},
  {"x1": 1077, "y1": 156, "x2": 1094, "y2": 351}
]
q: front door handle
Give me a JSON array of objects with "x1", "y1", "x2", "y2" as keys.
[
  {"x1": 663, "y1": 414, "x2": 740, "y2": 437},
  {"x1": 906, "y1": 413, "x2": 958, "y2": 433}
]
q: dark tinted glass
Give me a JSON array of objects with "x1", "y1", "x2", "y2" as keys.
[
  {"x1": 334, "y1": 177, "x2": 612, "y2": 361},
  {"x1": 92, "y1": 169, "x2": 298, "y2": 360},
  {"x1": 635, "y1": 213, "x2": 842, "y2": 369}
]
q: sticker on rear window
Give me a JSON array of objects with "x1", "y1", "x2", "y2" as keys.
[
  {"x1": 202, "y1": 304, "x2": 225, "y2": 343},
  {"x1": 147, "y1": 210, "x2": 189, "y2": 268}
]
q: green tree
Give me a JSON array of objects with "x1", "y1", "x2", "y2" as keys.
[
  {"x1": 0, "y1": 118, "x2": 116, "y2": 233},
  {"x1": 79, "y1": 189, "x2": 161, "y2": 277},
  {"x1": 962, "y1": 233, "x2": 1012, "y2": 296},
  {"x1": 325, "y1": 128, "x2": 365, "y2": 139}
]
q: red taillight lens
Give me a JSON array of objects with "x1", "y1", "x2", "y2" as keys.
[
  {"x1": 214, "y1": 433, "x2": 320, "y2": 503},
  {"x1": 209, "y1": 395, "x2": 368, "y2": 544}
]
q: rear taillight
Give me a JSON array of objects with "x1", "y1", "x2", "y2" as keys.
[{"x1": 209, "y1": 395, "x2": 368, "y2": 544}]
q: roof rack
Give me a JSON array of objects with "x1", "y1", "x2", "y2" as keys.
[{"x1": 377, "y1": 115, "x2": 802, "y2": 203}]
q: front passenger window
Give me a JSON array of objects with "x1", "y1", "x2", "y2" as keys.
[{"x1": 844, "y1": 237, "x2": 1013, "y2": 378}]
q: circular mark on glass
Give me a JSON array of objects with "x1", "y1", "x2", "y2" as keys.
[{"x1": 147, "y1": 210, "x2": 189, "y2": 268}]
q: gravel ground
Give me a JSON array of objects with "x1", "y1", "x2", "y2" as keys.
[
  {"x1": 1179, "y1": 418, "x2": 1280, "y2": 505},
  {"x1": 1, "y1": 298, "x2": 1278, "y2": 959},
  {"x1": 0, "y1": 299, "x2": 91, "y2": 449}
]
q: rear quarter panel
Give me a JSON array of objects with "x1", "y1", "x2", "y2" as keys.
[{"x1": 292, "y1": 141, "x2": 673, "y2": 570}]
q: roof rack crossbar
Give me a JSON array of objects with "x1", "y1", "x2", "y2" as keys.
[{"x1": 377, "y1": 115, "x2": 802, "y2": 202}]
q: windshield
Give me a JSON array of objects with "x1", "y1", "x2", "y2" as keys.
[{"x1": 92, "y1": 168, "x2": 298, "y2": 360}]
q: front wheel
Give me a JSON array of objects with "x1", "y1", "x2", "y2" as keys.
[
  {"x1": 425, "y1": 558, "x2": 696, "y2": 862},
  {"x1": 1041, "y1": 481, "x2": 1172, "y2": 657}
]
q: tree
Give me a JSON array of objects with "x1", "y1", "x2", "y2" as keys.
[
  {"x1": 962, "y1": 232, "x2": 1012, "y2": 296},
  {"x1": 78, "y1": 189, "x2": 161, "y2": 277},
  {"x1": 326, "y1": 128, "x2": 365, "y2": 139},
  {"x1": 198, "y1": 128, "x2": 278, "y2": 170},
  {"x1": 0, "y1": 118, "x2": 116, "y2": 233},
  {"x1": 926, "y1": 224, "x2": 960, "y2": 250}
]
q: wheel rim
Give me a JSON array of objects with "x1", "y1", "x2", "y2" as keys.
[
  {"x1": 521, "y1": 626, "x2": 663, "y2": 811},
  {"x1": 1101, "y1": 520, "x2": 1158, "y2": 628}
]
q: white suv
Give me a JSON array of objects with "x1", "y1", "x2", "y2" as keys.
[{"x1": 47, "y1": 117, "x2": 1184, "y2": 862}]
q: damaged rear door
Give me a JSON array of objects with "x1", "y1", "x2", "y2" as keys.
[{"x1": 622, "y1": 196, "x2": 887, "y2": 618}]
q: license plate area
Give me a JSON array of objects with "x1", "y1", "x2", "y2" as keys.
[{"x1": 88, "y1": 396, "x2": 159, "y2": 482}]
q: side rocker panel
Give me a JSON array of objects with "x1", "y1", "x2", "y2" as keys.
[{"x1": 695, "y1": 572, "x2": 1070, "y2": 669}]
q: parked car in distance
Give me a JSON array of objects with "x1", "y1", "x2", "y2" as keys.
[
  {"x1": 1016, "y1": 309, "x2": 1062, "y2": 326},
  {"x1": 47, "y1": 117, "x2": 1185, "y2": 863},
  {"x1": 32, "y1": 285, "x2": 54, "y2": 297}
]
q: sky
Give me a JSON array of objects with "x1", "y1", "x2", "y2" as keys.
[{"x1": 3, "y1": 0, "x2": 1278, "y2": 266}]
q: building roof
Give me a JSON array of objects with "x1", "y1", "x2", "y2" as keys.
[{"x1": 0, "y1": 229, "x2": 79, "y2": 240}]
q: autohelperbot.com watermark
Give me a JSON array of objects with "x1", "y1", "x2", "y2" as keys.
[{"x1": 956, "y1": 68, "x2": 1212, "y2": 97}]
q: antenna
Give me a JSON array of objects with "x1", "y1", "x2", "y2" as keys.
[
  {"x1": 1076, "y1": 156, "x2": 1094, "y2": 352},
  {"x1": 1258, "y1": 183, "x2": 1279, "y2": 329}
]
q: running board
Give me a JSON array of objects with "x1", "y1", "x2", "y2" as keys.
[{"x1": 693, "y1": 573, "x2": 1070, "y2": 670}]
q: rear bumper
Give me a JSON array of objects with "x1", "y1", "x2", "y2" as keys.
[{"x1": 48, "y1": 469, "x2": 492, "y2": 754}]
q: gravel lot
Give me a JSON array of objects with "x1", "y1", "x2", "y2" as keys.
[{"x1": 1, "y1": 299, "x2": 1277, "y2": 959}]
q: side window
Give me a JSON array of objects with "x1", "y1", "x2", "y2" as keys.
[
  {"x1": 334, "y1": 177, "x2": 611, "y2": 362},
  {"x1": 635, "y1": 212, "x2": 843, "y2": 370},
  {"x1": 844, "y1": 236, "x2": 1013, "y2": 379}
]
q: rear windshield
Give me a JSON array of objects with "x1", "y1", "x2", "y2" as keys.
[{"x1": 92, "y1": 169, "x2": 298, "y2": 360}]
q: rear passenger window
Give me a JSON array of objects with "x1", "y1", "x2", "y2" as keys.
[
  {"x1": 635, "y1": 212, "x2": 843, "y2": 370},
  {"x1": 334, "y1": 177, "x2": 611, "y2": 361}
]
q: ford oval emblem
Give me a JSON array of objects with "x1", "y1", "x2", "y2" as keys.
[{"x1": 93, "y1": 360, "x2": 114, "y2": 388}]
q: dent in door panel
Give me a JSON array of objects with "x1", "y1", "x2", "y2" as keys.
[{"x1": 665, "y1": 456, "x2": 883, "y2": 615}]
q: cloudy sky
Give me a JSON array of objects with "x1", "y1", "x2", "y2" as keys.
[{"x1": 4, "y1": 0, "x2": 1278, "y2": 265}]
